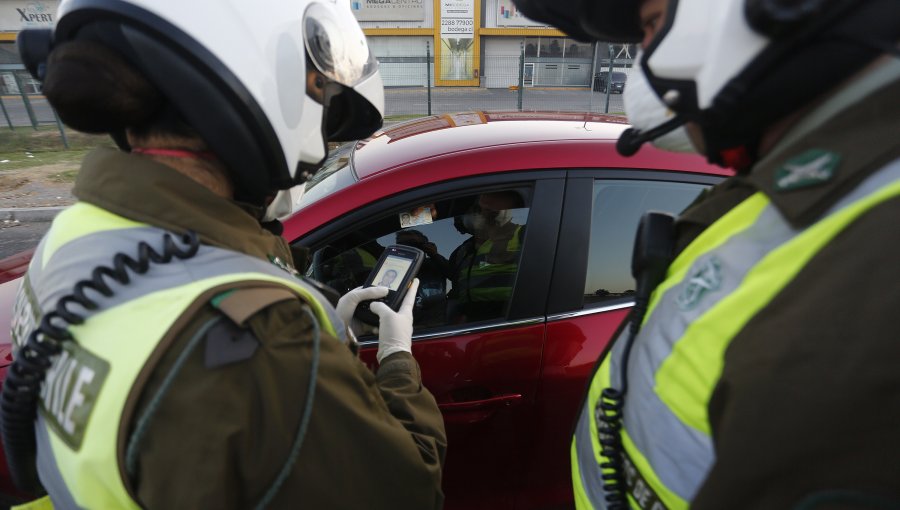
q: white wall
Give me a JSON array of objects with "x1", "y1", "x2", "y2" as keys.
[
  {"x1": 368, "y1": 36, "x2": 432, "y2": 56},
  {"x1": 369, "y1": 36, "x2": 433, "y2": 87},
  {"x1": 483, "y1": 37, "x2": 522, "y2": 88}
]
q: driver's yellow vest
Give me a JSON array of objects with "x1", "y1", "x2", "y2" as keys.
[
  {"x1": 571, "y1": 159, "x2": 900, "y2": 509},
  {"x1": 458, "y1": 225, "x2": 523, "y2": 303},
  {"x1": 11, "y1": 203, "x2": 343, "y2": 509}
]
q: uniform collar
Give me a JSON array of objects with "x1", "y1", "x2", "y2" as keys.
[
  {"x1": 748, "y1": 70, "x2": 900, "y2": 229},
  {"x1": 73, "y1": 148, "x2": 294, "y2": 264}
]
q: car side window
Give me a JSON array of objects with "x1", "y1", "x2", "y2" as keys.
[
  {"x1": 584, "y1": 179, "x2": 706, "y2": 306},
  {"x1": 307, "y1": 188, "x2": 532, "y2": 332}
]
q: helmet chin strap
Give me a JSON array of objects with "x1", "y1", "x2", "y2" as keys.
[{"x1": 616, "y1": 116, "x2": 687, "y2": 157}]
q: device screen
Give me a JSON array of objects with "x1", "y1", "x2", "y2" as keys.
[{"x1": 372, "y1": 255, "x2": 413, "y2": 291}]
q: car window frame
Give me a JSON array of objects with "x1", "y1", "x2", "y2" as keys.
[
  {"x1": 546, "y1": 169, "x2": 724, "y2": 318},
  {"x1": 293, "y1": 170, "x2": 567, "y2": 342}
]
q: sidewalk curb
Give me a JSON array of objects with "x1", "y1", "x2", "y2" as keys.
[{"x1": 0, "y1": 206, "x2": 65, "y2": 223}]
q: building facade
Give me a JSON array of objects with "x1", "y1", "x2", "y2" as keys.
[
  {"x1": 356, "y1": 0, "x2": 612, "y2": 88},
  {"x1": 0, "y1": 0, "x2": 630, "y2": 91},
  {"x1": 0, "y1": 0, "x2": 58, "y2": 92}
]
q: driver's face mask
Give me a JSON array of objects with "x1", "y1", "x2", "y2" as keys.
[
  {"x1": 487, "y1": 208, "x2": 512, "y2": 227},
  {"x1": 462, "y1": 207, "x2": 512, "y2": 235}
]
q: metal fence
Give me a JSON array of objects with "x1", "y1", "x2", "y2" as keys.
[
  {"x1": 0, "y1": 66, "x2": 71, "y2": 147},
  {"x1": 378, "y1": 45, "x2": 631, "y2": 118},
  {"x1": 0, "y1": 44, "x2": 633, "y2": 148}
]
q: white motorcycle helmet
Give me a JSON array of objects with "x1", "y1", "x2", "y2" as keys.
[
  {"x1": 513, "y1": 0, "x2": 899, "y2": 168},
  {"x1": 640, "y1": 0, "x2": 899, "y2": 169},
  {"x1": 19, "y1": 0, "x2": 384, "y2": 204}
]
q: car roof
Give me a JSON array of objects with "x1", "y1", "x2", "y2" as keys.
[
  {"x1": 351, "y1": 111, "x2": 632, "y2": 180},
  {"x1": 282, "y1": 111, "x2": 730, "y2": 242}
]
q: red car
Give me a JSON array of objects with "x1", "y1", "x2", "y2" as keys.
[{"x1": 0, "y1": 112, "x2": 728, "y2": 509}]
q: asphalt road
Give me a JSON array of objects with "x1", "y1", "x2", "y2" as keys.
[
  {"x1": 0, "y1": 96, "x2": 58, "y2": 128},
  {"x1": 0, "y1": 90, "x2": 625, "y2": 128},
  {"x1": 0, "y1": 220, "x2": 48, "y2": 260}
]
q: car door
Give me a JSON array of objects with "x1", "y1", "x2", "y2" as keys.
[
  {"x1": 520, "y1": 170, "x2": 721, "y2": 510},
  {"x1": 297, "y1": 171, "x2": 566, "y2": 510}
]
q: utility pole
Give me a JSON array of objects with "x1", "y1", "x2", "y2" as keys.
[
  {"x1": 590, "y1": 42, "x2": 599, "y2": 112},
  {"x1": 604, "y1": 44, "x2": 613, "y2": 114},
  {"x1": 517, "y1": 44, "x2": 524, "y2": 111},
  {"x1": 426, "y1": 41, "x2": 432, "y2": 116}
]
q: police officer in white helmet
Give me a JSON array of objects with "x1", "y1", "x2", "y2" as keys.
[
  {"x1": 3, "y1": 1, "x2": 446, "y2": 508},
  {"x1": 515, "y1": 0, "x2": 900, "y2": 508}
]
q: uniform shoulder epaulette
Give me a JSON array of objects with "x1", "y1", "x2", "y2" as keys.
[{"x1": 211, "y1": 286, "x2": 298, "y2": 326}]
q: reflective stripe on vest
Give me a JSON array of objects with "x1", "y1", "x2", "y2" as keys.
[
  {"x1": 572, "y1": 157, "x2": 900, "y2": 509},
  {"x1": 15, "y1": 202, "x2": 342, "y2": 509},
  {"x1": 459, "y1": 225, "x2": 522, "y2": 303}
]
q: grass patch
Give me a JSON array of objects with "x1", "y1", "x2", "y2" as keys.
[
  {"x1": 0, "y1": 148, "x2": 91, "y2": 171},
  {"x1": 0, "y1": 126, "x2": 111, "y2": 170},
  {"x1": 0, "y1": 125, "x2": 112, "y2": 152}
]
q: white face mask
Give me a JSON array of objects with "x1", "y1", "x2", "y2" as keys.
[
  {"x1": 493, "y1": 209, "x2": 512, "y2": 227},
  {"x1": 262, "y1": 185, "x2": 306, "y2": 222},
  {"x1": 623, "y1": 53, "x2": 697, "y2": 154},
  {"x1": 462, "y1": 209, "x2": 512, "y2": 235}
]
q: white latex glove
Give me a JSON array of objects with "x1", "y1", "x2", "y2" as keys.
[
  {"x1": 370, "y1": 279, "x2": 419, "y2": 363},
  {"x1": 336, "y1": 286, "x2": 389, "y2": 339}
]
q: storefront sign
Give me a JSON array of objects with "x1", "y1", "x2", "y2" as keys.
[
  {"x1": 0, "y1": 0, "x2": 59, "y2": 31},
  {"x1": 440, "y1": 0, "x2": 474, "y2": 36},
  {"x1": 496, "y1": 0, "x2": 546, "y2": 27},
  {"x1": 350, "y1": 0, "x2": 425, "y2": 22}
]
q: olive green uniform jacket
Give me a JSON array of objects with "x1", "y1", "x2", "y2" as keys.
[
  {"x1": 670, "y1": 67, "x2": 900, "y2": 508},
  {"x1": 71, "y1": 149, "x2": 447, "y2": 509}
]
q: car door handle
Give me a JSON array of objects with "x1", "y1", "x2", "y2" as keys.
[{"x1": 438, "y1": 393, "x2": 523, "y2": 412}]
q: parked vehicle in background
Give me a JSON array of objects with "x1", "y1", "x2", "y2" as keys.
[
  {"x1": 0, "y1": 112, "x2": 729, "y2": 509},
  {"x1": 593, "y1": 71, "x2": 628, "y2": 94}
]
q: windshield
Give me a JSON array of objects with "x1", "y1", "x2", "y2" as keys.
[{"x1": 295, "y1": 142, "x2": 357, "y2": 211}]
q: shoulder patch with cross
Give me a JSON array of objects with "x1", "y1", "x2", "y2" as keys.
[{"x1": 774, "y1": 149, "x2": 841, "y2": 192}]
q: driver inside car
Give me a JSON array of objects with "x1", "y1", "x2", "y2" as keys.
[{"x1": 448, "y1": 191, "x2": 527, "y2": 323}]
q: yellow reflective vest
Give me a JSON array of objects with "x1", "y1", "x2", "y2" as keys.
[
  {"x1": 571, "y1": 158, "x2": 900, "y2": 509},
  {"x1": 11, "y1": 202, "x2": 342, "y2": 509},
  {"x1": 455, "y1": 225, "x2": 523, "y2": 304}
]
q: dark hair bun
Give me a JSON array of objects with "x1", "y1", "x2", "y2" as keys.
[{"x1": 42, "y1": 40, "x2": 163, "y2": 133}]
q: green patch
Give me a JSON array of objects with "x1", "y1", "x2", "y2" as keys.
[
  {"x1": 39, "y1": 342, "x2": 110, "y2": 450},
  {"x1": 0, "y1": 126, "x2": 112, "y2": 171},
  {"x1": 0, "y1": 148, "x2": 91, "y2": 171},
  {"x1": 211, "y1": 289, "x2": 236, "y2": 308},
  {"x1": 775, "y1": 149, "x2": 840, "y2": 192},
  {"x1": 0, "y1": 126, "x2": 111, "y2": 152}
]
